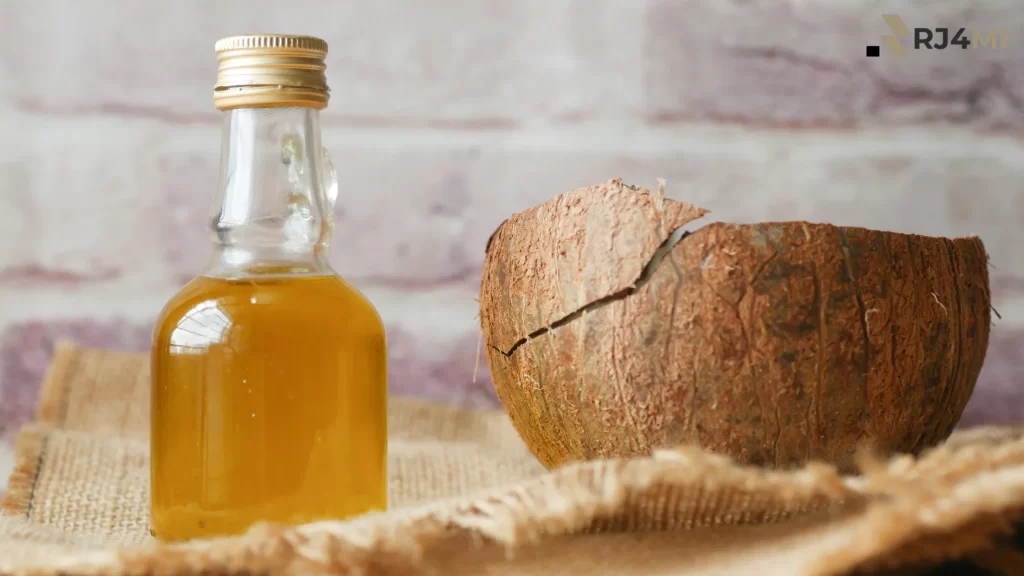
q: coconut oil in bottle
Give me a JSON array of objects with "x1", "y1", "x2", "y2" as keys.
[{"x1": 150, "y1": 35, "x2": 387, "y2": 542}]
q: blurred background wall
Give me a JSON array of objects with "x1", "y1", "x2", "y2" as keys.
[{"x1": 1, "y1": 0, "x2": 1022, "y2": 487}]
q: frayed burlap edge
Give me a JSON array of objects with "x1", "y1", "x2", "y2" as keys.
[
  {"x1": 0, "y1": 428, "x2": 48, "y2": 517},
  {"x1": 7, "y1": 432, "x2": 1024, "y2": 576},
  {"x1": 0, "y1": 340, "x2": 73, "y2": 516},
  {"x1": 4, "y1": 447, "x2": 854, "y2": 576},
  {"x1": 814, "y1": 442, "x2": 1024, "y2": 575}
]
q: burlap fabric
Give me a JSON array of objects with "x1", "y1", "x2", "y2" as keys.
[{"x1": 2, "y1": 344, "x2": 1024, "y2": 575}]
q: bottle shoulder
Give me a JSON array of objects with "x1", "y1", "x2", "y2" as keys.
[{"x1": 154, "y1": 274, "x2": 384, "y2": 347}]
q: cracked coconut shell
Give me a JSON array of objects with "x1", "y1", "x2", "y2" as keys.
[{"x1": 480, "y1": 178, "x2": 991, "y2": 472}]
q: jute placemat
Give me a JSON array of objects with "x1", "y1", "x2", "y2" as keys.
[{"x1": 2, "y1": 342, "x2": 1024, "y2": 575}]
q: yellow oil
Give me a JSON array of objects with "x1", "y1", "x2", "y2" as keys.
[{"x1": 150, "y1": 271, "x2": 387, "y2": 542}]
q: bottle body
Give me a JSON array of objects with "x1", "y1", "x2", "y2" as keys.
[
  {"x1": 150, "y1": 272, "x2": 387, "y2": 541},
  {"x1": 150, "y1": 101, "x2": 387, "y2": 541}
]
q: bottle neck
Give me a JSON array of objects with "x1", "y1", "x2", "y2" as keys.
[{"x1": 205, "y1": 106, "x2": 336, "y2": 278}]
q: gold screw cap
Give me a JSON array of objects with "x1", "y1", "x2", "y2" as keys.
[{"x1": 213, "y1": 34, "x2": 329, "y2": 110}]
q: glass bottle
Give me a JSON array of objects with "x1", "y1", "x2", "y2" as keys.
[{"x1": 150, "y1": 34, "x2": 388, "y2": 542}]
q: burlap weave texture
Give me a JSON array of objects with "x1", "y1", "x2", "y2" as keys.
[{"x1": 2, "y1": 342, "x2": 1024, "y2": 575}]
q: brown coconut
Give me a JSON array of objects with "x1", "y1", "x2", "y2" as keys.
[{"x1": 479, "y1": 178, "x2": 990, "y2": 472}]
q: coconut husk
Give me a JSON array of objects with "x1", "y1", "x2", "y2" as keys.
[{"x1": 481, "y1": 179, "x2": 990, "y2": 472}]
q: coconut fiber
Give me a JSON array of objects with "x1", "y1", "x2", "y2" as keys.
[{"x1": 2, "y1": 343, "x2": 1024, "y2": 576}]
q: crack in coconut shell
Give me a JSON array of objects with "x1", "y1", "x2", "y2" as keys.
[
  {"x1": 480, "y1": 178, "x2": 709, "y2": 356},
  {"x1": 493, "y1": 225, "x2": 696, "y2": 357},
  {"x1": 479, "y1": 178, "x2": 990, "y2": 472}
]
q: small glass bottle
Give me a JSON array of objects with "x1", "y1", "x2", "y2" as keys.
[{"x1": 150, "y1": 34, "x2": 388, "y2": 542}]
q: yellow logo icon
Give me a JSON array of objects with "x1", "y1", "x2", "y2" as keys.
[{"x1": 882, "y1": 14, "x2": 911, "y2": 56}]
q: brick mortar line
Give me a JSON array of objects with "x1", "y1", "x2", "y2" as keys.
[{"x1": 2, "y1": 108, "x2": 1022, "y2": 156}]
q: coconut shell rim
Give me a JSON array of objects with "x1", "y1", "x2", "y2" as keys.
[{"x1": 485, "y1": 215, "x2": 987, "y2": 255}]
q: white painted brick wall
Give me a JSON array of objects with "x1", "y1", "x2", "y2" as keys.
[{"x1": 1, "y1": 0, "x2": 1023, "y2": 492}]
